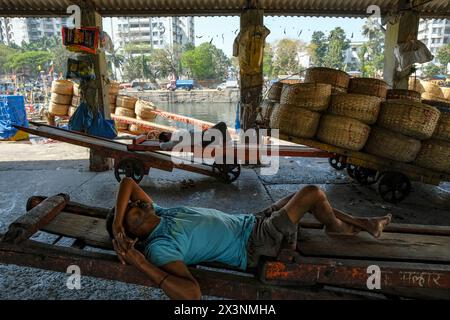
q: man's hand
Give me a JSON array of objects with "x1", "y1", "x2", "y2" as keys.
[{"x1": 112, "y1": 233, "x2": 143, "y2": 266}]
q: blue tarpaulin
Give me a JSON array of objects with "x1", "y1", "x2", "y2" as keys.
[{"x1": 0, "y1": 95, "x2": 28, "y2": 139}]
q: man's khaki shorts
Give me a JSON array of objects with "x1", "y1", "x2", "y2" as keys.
[{"x1": 246, "y1": 208, "x2": 298, "y2": 268}]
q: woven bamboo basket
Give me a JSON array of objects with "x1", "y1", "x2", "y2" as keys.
[
  {"x1": 421, "y1": 97, "x2": 450, "y2": 110},
  {"x1": 115, "y1": 107, "x2": 136, "y2": 118},
  {"x1": 135, "y1": 100, "x2": 157, "y2": 120},
  {"x1": 116, "y1": 122, "x2": 129, "y2": 131},
  {"x1": 330, "y1": 94, "x2": 382, "y2": 124},
  {"x1": 280, "y1": 83, "x2": 331, "y2": 112},
  {"x1": 68, "y1": 106, "x2": 77, "y2": 117},
  {"x1": 116, "y1": 95, "x2": 137, "y2": 110},
  {"x1": 50, "y1": 92, "x2": 72, "y2": 105},
  {"x1": 258, "y1": 100, "x2": 275, "y2": 125},
  {"x1": 305, "y1": 67, "x2": 350, "y2": 89},
  {"x1": 71, "y1": 95, "x2": 80, "y2": 108},
  {"x1": 331, "y1": 86, "x2": 348, "y2": 95},
  {"x1": 408, "y1": 78, "x2": 425, "y2": 93},
  {"x1": 109, "y1": 82, "x2": 120, "y2": 95},
  {"x1": 316, "y1": 114, "x2": 371, "y2": 151},
  {"x1": 414, "y1": 139, "x2": 450, "y2": 173},
  {"x1": 378, "y1": 100, "x2": 441, "y2": 140},
  {"x1": 421, "y1": 81, "x2": 444, "y2": 98},
  {"x1": 271, "y1": 104, "x2": 321, "y2": 138},
  {"x1": 267, "y1": 82, "x2": 284, "y2": 102},
  {"x1": 72, "y1": 82, "x2": 80, "y2": 97},
  {"x1": 129, "y1": 124, "x2": 147, "y2": 135},
  {"x1": 442, "y1": 87, "x2": 450, "y2": 100},
  {"x1": 421, "y1": 92, "x2": 447, "y2": 102},
  {"x1": 387, "y1": 89, "x2": 421, "y2": 102},
  {"x1": 49, "y1": 102, "x2": 69, "y2": 116},
  {"x1": 51, "y1": 80, "x2": 73, "y2": 95},
  {"x1": 348, "y1": 78, "x2": 388, "y2": 99},
  {"x1": 364, "y1": 127, "x2": 421, "y2": 162},
  {"x1": 433, "y1": 109, "x2": 450, "y2": 142}
]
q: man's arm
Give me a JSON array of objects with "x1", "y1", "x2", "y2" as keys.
[
  {"x1": 113, "y1": 177, "x2": 153, "y2": 238},
  {"x1": 113, "y1": 237, "x2": 201, "y2": 300}
]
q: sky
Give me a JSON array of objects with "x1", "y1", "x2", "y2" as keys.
[{"x1": 193, "y1": 16, "x2": 367, "y2": 57}]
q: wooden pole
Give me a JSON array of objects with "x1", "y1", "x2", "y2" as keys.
[
  {"x1": 80, "y1": 1, "x2": 113, "y2": 172},
  {"x1": 238, "y1": 9, "x2": 265, "y2": 131},
  {"x1": 383, "y1": 1, "x2": 420, "y2": 89}
]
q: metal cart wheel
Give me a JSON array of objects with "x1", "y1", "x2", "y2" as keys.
[
  {"x1": 329, "y1": 156, "x2": 346, "y2": 171},
  {"x1": 346, "y1": 164, "x2": 357, "y2": 179},
  {"x1": 377, "y1": 172, "x2": 411, "y2": 204},
  {"x1": 114, "y1": 158, "x2": 145, "y2": 184},
  {"x1": 212, "y1": 163, "x2": 241, "y2": 183},
  {"x1": 353, "y1": 166, "x2": 378, "y2": 186}
]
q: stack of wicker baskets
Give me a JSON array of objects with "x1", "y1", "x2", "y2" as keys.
[
  {"x1": 305, "y1": 67, "x2": 350, "y2": 94},
  {"x1": 420, "y1": 81, "x2": 445, "y2": 102},
  {"x1": 109, "y1": 82, "x2": 120, "y2": 115},
  {"x1": 115, "y1": 95, "x2": 137, "y2": 131},
  {"x1": 412, "y1": 106, "x2": 450, "y2": 173},
  {"x1": 128, "y1": 100, "x2": 157, "y2": 134},
  {"x1": 270, "y1": 83, "x2": 331, "y2": 139},
  {"x1": 315, "y1": 77, "x2": 387, "y2": 151},
  {"x1": 257, "y1": 82, "x2": 283, "y2": 128},
  {"x1": 68, "y1": 82, "x2": 80, "y2": 117},
  {"x1": 49, "y1": 80, "x2": 73, "y2": 116},
  {"x1": 365, "y1": 99, "x2": 441, "y2": 163}
]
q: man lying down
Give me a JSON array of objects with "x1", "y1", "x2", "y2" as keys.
[{"x1": 107, "y1": 178, "x2": 391, "y2": 300}]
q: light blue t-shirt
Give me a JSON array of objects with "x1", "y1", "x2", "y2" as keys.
[{"x1": 143, "y1": 203, "x2": 255, "y2": 270}]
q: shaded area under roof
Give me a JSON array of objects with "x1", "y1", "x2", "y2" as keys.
[{"x1": 0, "y1": 0, "x2": 449, "y2": 18}]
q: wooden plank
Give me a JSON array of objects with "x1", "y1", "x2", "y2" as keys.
[
  {"x1": 279, "y1": 134, "x2": 450, "y2": 183},
  {"x1": 298, "y1": 228, "x2": 450, "y2": 263},
  {"x1": 2, "y1": 194, "x2": 69, "y2": 244},
  {"x1": 42, "y1": 212, "x2": 112, "y2": 250},
  {"x1": 0, "y1": 240, "x2": 366, "y2": 300}
]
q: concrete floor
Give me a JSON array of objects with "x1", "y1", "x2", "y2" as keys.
[{"x1": 0, "y1": 139, "x2": 449, "y2": 299}]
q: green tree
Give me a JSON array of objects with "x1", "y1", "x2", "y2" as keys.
[
  {"x1": 436, "y1": 44, "x2": 450, "y2": 71},
  {"x1": 263, "y1": 43, "x2": 274, "y2": 79},
  {"x1": 181, "y1": 42, "x2": 230, "y2": 81},
  {"x1": 309, "y1": 31, "x2": 327, "y2": 67},
  {"x1": 0, "y1": 44, "x2": 18, "y2": 75},
  {"x1": 272, "y1": 39, "x2": 303, "y2": 76},
  {"x1": 359, "y1": 19, "x2": 385, "y2": 77},
  {"x1": 422, "y1": 63, "x2": 446, "y2": 79},
  {"x1": 7, "y1": 51, "x2": 52, "y2": 77},
  {"x1": 323, "y1": 27, "x2": 350, "y2": 70}
]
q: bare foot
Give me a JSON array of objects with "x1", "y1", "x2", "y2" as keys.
[
  {"x1": 325, "y1": 219, "x2": 362, "y2": 236},
  {"x1": 363, "y1": 214, "x2": 392, "y2": 238}
]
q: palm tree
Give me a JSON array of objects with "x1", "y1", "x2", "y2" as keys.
[{"x1": 107, "y1": 46, "x2": 125, "y2": 80}]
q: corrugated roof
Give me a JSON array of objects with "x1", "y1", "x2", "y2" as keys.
[{"x1": 0, "y1": 0, "x2": 449, "y2": 18}]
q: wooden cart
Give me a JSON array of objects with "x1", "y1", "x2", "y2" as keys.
[
  {"x1": 1, "y1": 195, "x2": 449, "y2": 300},
  {"x1": 279, "y1": 134, "x2": 450, "y2": 203}
]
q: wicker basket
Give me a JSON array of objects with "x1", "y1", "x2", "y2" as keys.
[
  {"x1": 109, "y1": 82, "x2": 120, "y2": 95},
  {"x1": 421, "y1": 98, "x2": 450, "y2": 110},
  {"x1": 316, "y1": 114, "x2": 371, "y2": 151},
  {"x1": 116, "y1": 122, "x2": 129, "y2": 131},
  {"x1": 51, "y1": 80, "x2": 73, "y2": 95},
  {"x1": 49, "y1": 102, "x2": 69, "y2": 116},
  {"x1": 442, "y1": 87, "x2": 450, "y2": 101},
  {"x1": 348, "y1": 78, "x2": 388, "y2": 98},
  {"x1": 387, "y1": 89, "x2": 421, "y2": 102},
  {"x1": 305, "y1": 67, "x2": 350, "y2": 89},
  {"x1": 364, "y1": 127, "x2": 421, "y2": 162},
  {"x1": 280, "y1": 83, "x2": 331, "y2": 112},
  {"x1": 271, "y1": 104, "x2": 321, "y2": 138},
  {"x1": 135, "y1": 100, "x2": 157, "y2": 120},
  {"x1": 421, "y1": 92, "x2": 447, "y2": 102},
  {"x1": 115, "y1": 107, "x2": 136, "y2": 118},
  {"x1": 433, "y1": 109, "x2": 450, "y2": 142},
  {"x1": 50, "y1": 92, "x2": 72, "y2": 105},
  {"x1": 414, "y1": 139, "x2": 450, "y2": 173},
  {"x1": 378, "y1": 100, "x2": 441, "y2": 140},
  {"x1": 330, "y1": 94, "x2": 382, "y2": 124},
  {"x1": 267, "y1": 82, "x2": 284, "y2": 102},
  {"x1": 421, "y1": 81, "x2": 444, "y2": 98},
  {"x1": 331, "y1": 86, "x2": 348, "y2": 95},
  {"x1": 68, "y1": 106, "x2": 77, "y2": 117},
  {"x1": 116, "y1": 95, "x2": 137, "y2": 110},
  {"x1": 129, "y1": 124, "x2": 147, "y2": 135},
  {"x1": 408, "y1": 78, "x2": 425, "y2": 93}
]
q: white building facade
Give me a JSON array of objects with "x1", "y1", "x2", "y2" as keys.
[{"x1": 418, "y1": 18, "x2": 450, "y2": 74}]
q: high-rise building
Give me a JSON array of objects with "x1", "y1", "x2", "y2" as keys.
[
  {"x1": 418, "y1": 18, "x2": 450, "y2": 73},
  {"x1": 117, "y1": 17, "x2": 194, "y2": 55},
  {"x1": 24, "y1": 17, "x2": 67, "y2": 42},
  {"x1": 0, "y1": 18, "x2": 14, "y2": 45}
]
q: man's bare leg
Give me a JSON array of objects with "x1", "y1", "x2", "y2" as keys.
[{"x1": 282, "y1": 186, "x2": 391, "y2": 238}]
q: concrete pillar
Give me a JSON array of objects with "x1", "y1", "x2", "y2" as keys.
[{"x1": 383, "y1": 6, "x2": 420, "y2": 89}]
